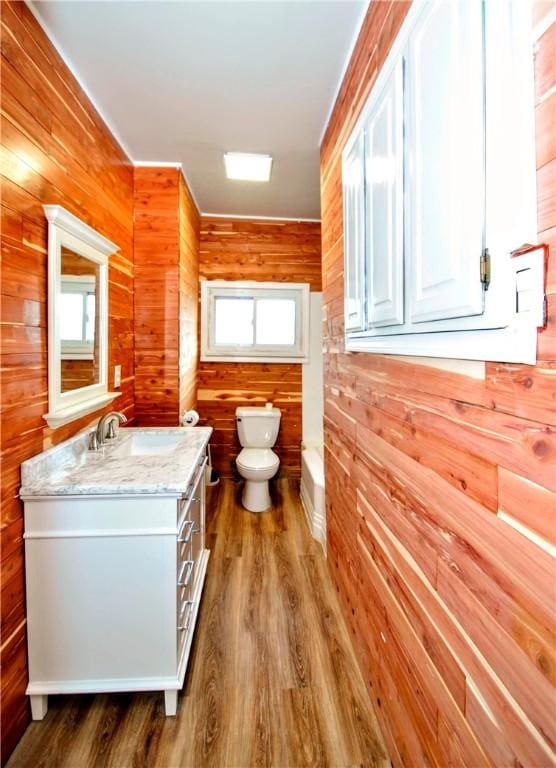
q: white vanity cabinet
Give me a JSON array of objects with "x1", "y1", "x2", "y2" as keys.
[{"x1": 23, "y1": 453, "x2": 209, "y2": 719}]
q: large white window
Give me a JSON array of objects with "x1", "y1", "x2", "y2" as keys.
[
  {"x1": 342, "y1": 0, "x2": 545, "y2": 364},
  {"x1": 201, "y1": 281, "x2": 309, "y2": 362}
]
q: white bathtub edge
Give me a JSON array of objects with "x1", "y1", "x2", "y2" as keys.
[
  {"x1": 300, "y1": 480, "x2": 326, "y2": 552},
  {"x1": 300, "y1": 445, "x2": 326, "y2": 552}
]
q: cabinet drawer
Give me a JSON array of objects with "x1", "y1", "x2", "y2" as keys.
[{"x1": 177, "y1": 457, "x2": 207, "y2": 529}]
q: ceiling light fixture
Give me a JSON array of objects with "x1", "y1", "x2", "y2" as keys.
[{"x1": 223, "y1": 152, "x2": 273, "y2": 182}]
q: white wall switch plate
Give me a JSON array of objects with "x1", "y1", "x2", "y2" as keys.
[
  {"x1": 513, "y1": 249, "x2": 546, "y2": 327},
  {"x1": 114, "y1": 365, "x2": 121, "y2": 388}
]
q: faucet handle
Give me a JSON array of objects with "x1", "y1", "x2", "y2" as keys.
[
  {"x1": 88, "y1": 431, "x2": 99, "y2": 451},
  {"x1": 107, "y1": 420, "x2": 117, "y2": 440}
]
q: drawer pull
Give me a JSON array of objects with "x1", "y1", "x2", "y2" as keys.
[
  {"x1": 178, "y1": 520, "x2": 194, "y2": 544},
  {"x1": 178, "y1": 601, "x2": 194, "y2": 632},
  {"x1": 178, "y1": 560, "x2": 194, "y2": 587}
]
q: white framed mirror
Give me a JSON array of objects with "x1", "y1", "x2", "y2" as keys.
[{"x1": 43, "y1": 205, "x2": 120, "y2": 428}]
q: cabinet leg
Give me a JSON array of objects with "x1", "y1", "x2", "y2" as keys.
[
  {"x1": 30, "y1": 695, "x2": 48, "y2": 720},
  {"x1": 164, "y1": 689, "x2": 178, "y2": 716}
]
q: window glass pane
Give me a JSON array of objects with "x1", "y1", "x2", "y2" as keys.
[
  {"x1": 214, "y1": 297, "x2": 254, "y2": 345},
  {"x1": 255, "y1": 298, "x2": 296, "y2": 345},
  {"x1": 85, "y1": 293, "x2": 96, "y2": 342},
  {"x1": 60, "y1": 293, "x2": 84, "y2": 341}
]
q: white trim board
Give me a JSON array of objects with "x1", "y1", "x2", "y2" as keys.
[
  {"x1": 200, "y1": 212, "x2": 321, "y2": 223},
  {"x1": 133, "y1": 161, "x2": 182, "y2": 168},
  {"x1": 346, "y1": 323, "x2": 540, "y2": 365}
]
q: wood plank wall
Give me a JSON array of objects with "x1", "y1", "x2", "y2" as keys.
[
  {"x1": 133, "y1": 167, "x2": 199, "y2": 425},
  {"x1": 179, "y1": 174, "x2": 200, "y2": 416},
  {"x1": 320, "y1": 2, "x2": 556, "y2": 766},
  {"x1": 0, "y1": 1, "x2": 135, "y2": 760},
  {"x1": 198, "y1": 216, "x2": 322, "y2": 477}
]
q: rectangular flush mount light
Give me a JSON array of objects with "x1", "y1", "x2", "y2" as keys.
[{"x1": 224, "y1": 152, "x2": 273, "y2": 182}]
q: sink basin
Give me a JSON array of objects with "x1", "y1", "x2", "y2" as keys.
[{"x1": 112, "y1": 433, "x2": 188, "y2": 457}]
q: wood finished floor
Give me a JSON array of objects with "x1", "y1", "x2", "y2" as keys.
[{"x1": 7, "y1": 479, "x2": 389, "y2": 768}]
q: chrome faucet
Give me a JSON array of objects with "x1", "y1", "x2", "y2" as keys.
[{"x1": 92, "y1": 411, "x2": 128, "y2": 448}]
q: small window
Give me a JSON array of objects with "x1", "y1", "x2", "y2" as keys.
[
  {"x1": 201, "y1": 281, "x2": 309, "y2": 363},
  {"x1": 60, "y1": 276, "x2": 96, "y2": 359}
]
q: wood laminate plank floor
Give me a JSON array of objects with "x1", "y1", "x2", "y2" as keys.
[{"x1": 7, "y1": 479, "x2": 390, "y2": 768}]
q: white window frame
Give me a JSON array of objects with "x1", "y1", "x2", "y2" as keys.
[
  {"x1": 341, "y1": 0, "x2": 544, "y2": 364},
  {"x1": 201, "y1": 280, "x2": 310, "y2": 363}
]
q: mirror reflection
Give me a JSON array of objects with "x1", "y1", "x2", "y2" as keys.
[{"x1": 60, "y1": 247, "x2": 101, "y2": 393}]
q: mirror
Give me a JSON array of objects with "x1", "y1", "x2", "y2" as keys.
[
  {"x1": 60, "y1": 248, "x2": 101, "y2": 392},
  {"x1": 44, "y1": 205, "x2": 119, "y2": 428}
]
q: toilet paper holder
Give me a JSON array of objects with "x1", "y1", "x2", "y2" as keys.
[{"x1": 182, "y1": 410, "x2": 200, "y2": 427}]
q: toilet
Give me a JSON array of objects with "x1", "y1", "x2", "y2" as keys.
[{"x1": 235, "y1": 405, "x2": 281, "y2": 512}]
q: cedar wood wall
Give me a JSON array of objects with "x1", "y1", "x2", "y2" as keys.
[
  {"x1": 321, "y1": 2, "x2": 556, "y2": 766},
  {"x1": 1, "y1": 1, "x2": 135, "y2": 759},
  {"x1": 198, "y1": 216, "x2": 322, "y2": 478},
  {"x1": 3, "y1": 0, "x2": 553, "y2": 764},
  {"x1": 134, "y1": 167, "x2": 199, "y2": 425}
]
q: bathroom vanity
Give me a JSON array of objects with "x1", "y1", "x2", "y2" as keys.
[{"x1": 20, "y1": 426, "x2": 212, "y2": 719}]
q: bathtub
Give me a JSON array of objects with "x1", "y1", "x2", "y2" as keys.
[{"x1": 300, "y1": 444, "x2": 326, "y2": 548}]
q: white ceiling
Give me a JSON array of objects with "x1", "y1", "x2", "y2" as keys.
[{"x1": 31, "y1": 1, "x2": 366, "y2": 219}]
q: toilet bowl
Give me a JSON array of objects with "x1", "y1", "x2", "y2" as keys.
[
  {"x1": 236, "y1": 448, "x2": 280, "y2": 511},
  {"x1": 235, "y1": 406, "x2": 281, "y2": 512}
]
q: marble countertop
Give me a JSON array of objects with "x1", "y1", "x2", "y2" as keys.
[{"x1": 20, "y1": 426, "x2": 213, "y2": 498}]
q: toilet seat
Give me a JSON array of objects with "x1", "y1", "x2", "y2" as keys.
[{"x1": 236, "y1": 448, "x2": 279, "y2": 473}]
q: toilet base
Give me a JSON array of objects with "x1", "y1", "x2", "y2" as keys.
[{"x1": 242, "y1": 479, "x2": 271, "y2": 512}]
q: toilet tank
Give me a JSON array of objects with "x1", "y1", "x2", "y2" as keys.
[{"x1": 236, "y1": 406, "x2": 281, "y2": 448}]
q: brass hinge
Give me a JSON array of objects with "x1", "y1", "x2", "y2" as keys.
[{"x1": 480, "y1": 248, "x2": 491, "y2": 290}]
